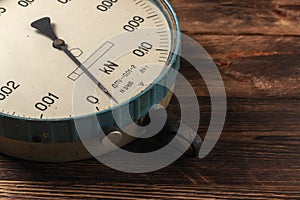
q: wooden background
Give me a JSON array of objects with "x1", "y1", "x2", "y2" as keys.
[{"x1": 0, "y1": 0, "x2": 299, "y2": 199}]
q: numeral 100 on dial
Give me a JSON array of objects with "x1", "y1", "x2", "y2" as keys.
[
  {"x1": 133, "y1": 42, "x2": 153, "y2": 57},
  {"x1": 35, "y1": 93, "x2": 59, "y2": 112}
]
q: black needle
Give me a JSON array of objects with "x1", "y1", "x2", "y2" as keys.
[{"x1": 31, "y1": 17, "x2": 118, "y2": 104}]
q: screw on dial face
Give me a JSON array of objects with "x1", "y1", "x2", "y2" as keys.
[{"x1": 31, "y1": 17, "x2": 119, "y2": 104}]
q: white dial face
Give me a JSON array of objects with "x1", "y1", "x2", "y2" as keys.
[{"x1": 0, "y1": 0, "x2": 173, "y2": 120}]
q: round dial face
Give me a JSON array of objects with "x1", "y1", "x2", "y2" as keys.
[{"x1": 0, "y1": 0, "x2": 175, "y2": 120}]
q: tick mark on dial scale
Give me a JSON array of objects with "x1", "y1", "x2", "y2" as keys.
[
  {"x1": 156, "y1": 48, "x2": 168, "y2": 52},
  {"x1": 147, "y1": 14, "x2": 158, "y2": 19}
]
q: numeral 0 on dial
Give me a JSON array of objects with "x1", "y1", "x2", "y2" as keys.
[{"x1": 87, "y1": 96, "x2": 99, "y2": 104}]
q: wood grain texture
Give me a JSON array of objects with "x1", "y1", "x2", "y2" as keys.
[
  {"x1": 183, "y1": 35, "x2": 300, "y2": 98},
  {"x1": 0, "y1": 0, "x2": 299, "y2": 199},
  {"x1": 171, "y1": 0, "x2": 300, "y2": 36}
]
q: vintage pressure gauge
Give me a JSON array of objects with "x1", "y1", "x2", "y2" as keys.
[{"x1": 0, "y1": 0, "x2": 182, "y2": 162}]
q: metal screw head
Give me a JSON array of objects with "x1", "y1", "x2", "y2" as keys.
[
  {"x1": 53, "y1": 39, "x2": 65, "y2": 49},
  {"x1": 101, "y1": 131, "x2": 123, "y2": 153}
]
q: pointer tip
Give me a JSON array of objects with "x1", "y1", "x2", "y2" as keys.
[{"x1": 31, "y1": 17, "x2": 51, "y2": 29}]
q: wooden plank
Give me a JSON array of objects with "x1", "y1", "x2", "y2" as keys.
[
  {"x1": 0, "y1": 99, "x2": 298, "y2": 199},
  {"x1": 170, "y1": 0, "x2": 300, "y2": 36},
  {"x1": 168, "y1": 98, "x2": 300, "y2": 132},
  {"x1": 178, "y1": 35, "x2": 300, "y2": 98},
  {"x1": 0, "y1": 182, "x2": 299, "y2": 199}
]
